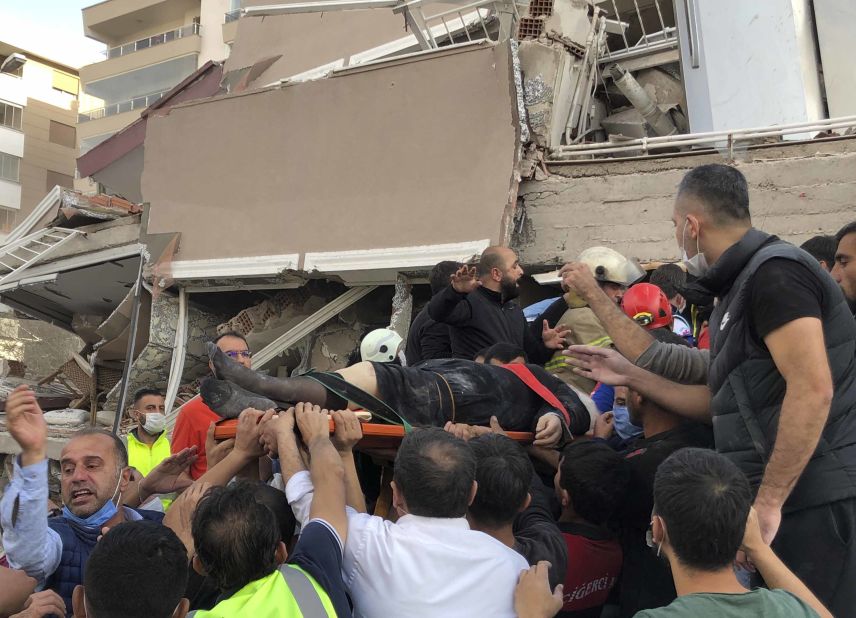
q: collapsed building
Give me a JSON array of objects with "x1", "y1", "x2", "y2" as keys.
[{"x1": 0, "y1": 0, "x2": 855, "y2": 450}]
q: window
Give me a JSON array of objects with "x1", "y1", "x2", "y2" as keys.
[
  {"x1": 45, "y1": 170, "x2": 73, "y2": 191},
  {"x1": 0, "y1": 206, "x2": 16, "y2": 233},
  {"x1": 0, "y1": 153, "x2": 20, "y2": 183},
  {"x1": 0, "y1": 101, "x2": 23, "y2": 131},
  {"x1": 49, "y1": 121, "x2": 76, "y2": 148},
  {"x1": 52, "y1": 70, "x2": 79, "y2": 96}
]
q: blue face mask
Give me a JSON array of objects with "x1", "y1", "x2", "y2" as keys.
[
  {"x1": 612, "y1": 405, "x2": 643, "y2": 442},
  {"x1": 61, "y1": 468, "x2": 124, "y2": 528}
]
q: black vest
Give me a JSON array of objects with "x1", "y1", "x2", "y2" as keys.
[{"x1": 707, "y1": 231, "x2": 856, "y2": 513}]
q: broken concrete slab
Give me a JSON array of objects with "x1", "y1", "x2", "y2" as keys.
[{"x1": 144, "y1": 41, "x2": 521, "y2": 267}]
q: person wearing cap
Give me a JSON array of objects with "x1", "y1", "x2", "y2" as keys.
[{"x1": 541, "y1": 247, "x2": 644, "y2": 394}]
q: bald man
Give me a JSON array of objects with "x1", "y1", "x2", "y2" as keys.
[{"x1": 427, "y1": 246, "x2": 567, "y2": 363}]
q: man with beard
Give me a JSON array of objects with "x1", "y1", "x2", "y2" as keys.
[
  {"x1": 832, "y1": 221, "x2": 856, "y2": 317},
  {"x1": 562, "y1": 165, "x2": 856, "y2": 617},
  {"x1": 428, "y1": 246, "x2": 568, "y2": 363}
]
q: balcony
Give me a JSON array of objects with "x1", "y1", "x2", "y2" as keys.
[
  {"x1": 78, "y1": 89, "x2": 167, "y2": 123},
  {"x1": 82, "y1": 54, "x2": 198, "y2": 111},
  {"x1": 222, "y1": 10, "x2": 240, "y2": 44},
  {"x1": 83, "y1": 0, "x2": 200, "y2": 44},
  {"x1": 102, "y1": 23, "x2": 200, "y2": 60},
  {"x1": 80, "y1": 29, "x2": 201, "y2": 87}
]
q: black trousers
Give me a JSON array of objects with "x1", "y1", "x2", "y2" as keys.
[{"x1": 770, "y1": 497, "x2": 856, "y2": 618}]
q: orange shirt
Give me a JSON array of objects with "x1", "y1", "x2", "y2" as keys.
[{"x1": 171, "y1": 395, "x2": 220, "y2": 479}]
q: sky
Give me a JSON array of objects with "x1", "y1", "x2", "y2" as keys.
[{"x1": 0, "y1": 0, "x2": 105, "y2": 69}]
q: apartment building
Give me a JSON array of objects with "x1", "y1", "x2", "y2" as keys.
[
  {"x1": 77, "y1": 0, "x2": 236, "y2": 157},
  {"x1": 0, "y1": 41, "x2": 80, "y2": 239}
]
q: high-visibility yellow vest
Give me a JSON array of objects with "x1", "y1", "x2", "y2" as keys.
[
  {"x1": 188, "y1": 564, "x2": 337, "y2": 618},
  {"x1": 126, "y1": 430, "x2": 173, "y2": 509}
]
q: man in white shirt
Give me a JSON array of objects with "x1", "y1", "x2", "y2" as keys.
[{"x1": 266, "y1": 416, "x2": 528, "y2": 618}]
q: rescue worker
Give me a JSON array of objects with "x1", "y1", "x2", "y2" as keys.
[
  {"x1": 360, "y1": 328, "x2": 406, "y2": 364},
  {"x1": 125, "y1": 388, "x2": 176, "y2": 510},
  {"x1": 542, "y1": 247, "x2": 644, "y2": 393},
  {"x1": 189, "y1": 406, "x2": 350, "y2": 617}
]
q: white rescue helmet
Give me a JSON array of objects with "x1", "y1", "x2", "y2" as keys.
[
  {"x1": 360, "y1": 328, "x2": 404, "y2": 363},
  {"x1": 577, "y1": 246, "x2": 645, "y2": 287}
]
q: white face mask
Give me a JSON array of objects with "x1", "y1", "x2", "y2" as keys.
[
  {"x1": 142, "y1": 413, "x2": 166, "y2": 435},
  {"x1": 681, "y1": 219, "x2": 709, "y2": 278}
]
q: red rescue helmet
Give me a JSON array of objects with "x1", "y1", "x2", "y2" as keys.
[{"x1": 621, "y1": 283, "x2": 672, "y2": 330}]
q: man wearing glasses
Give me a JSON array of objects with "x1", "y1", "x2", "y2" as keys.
[{"x1": 171, "y1": 332, "x2": 253, "y2": 479}]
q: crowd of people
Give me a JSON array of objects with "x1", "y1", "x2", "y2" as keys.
[{"x1": 0, "y1": 162, "x2": 855, "y2": 618}]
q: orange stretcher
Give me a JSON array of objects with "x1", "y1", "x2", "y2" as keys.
[{"x1": 213, "y1": 418, "x2": 535, "y2": 449}]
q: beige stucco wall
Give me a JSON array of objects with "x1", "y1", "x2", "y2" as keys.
[
  {"x1": 143, "y1": 41, "x2": 520, "y2": 262},
  {"x1": 514, "y1": 137, "x2": 856, "y2": 266},
  {"x1": 226, "y1": 1, "x2": 460, "y2": 85}
]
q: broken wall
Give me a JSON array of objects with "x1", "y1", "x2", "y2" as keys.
[
  {"x1": 0, "y1": 316, "x2": 83, "y2": 379},
  {"x1": 143, "y1": 41, "x2": 521, "y2": 263},
  {"x1": 227, "y1": 1, "x2": 460, "y2": 86},
  {"x1": 514, "y1": 137, "x2": 856, "y2": 264}
]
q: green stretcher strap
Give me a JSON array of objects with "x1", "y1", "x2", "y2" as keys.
[{"x1": 303, "y1": 371, "x2": 414, "y2": 433}]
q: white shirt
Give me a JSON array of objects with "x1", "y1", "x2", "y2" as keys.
[{"x1": 286, "y1": 471, "x2": 528, "y2": 618}]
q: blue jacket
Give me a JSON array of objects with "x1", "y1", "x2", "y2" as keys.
[{"x1": 45, "y1": 509, "x2": 165, "y2": 616}]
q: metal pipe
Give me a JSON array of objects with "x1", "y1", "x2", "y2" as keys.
[
  {"x1": 632, "y1": 0, "x2": 648, "y2": 47},
  {"x1": 607, "y1": 63, "x2": 677, "y2": 136},
  {"x1": 555, "y1": 114, "x2": 856, "y2": 152},
  {"x1": 163, "y1": 287, "x2": 188, "y2": 424},
  {"x1": 112, "y1": 256, "x2": 145, "y2": 435},
  {"x1": 551, "y1": 118, "x2": 856, "y2": 158},
  {"x1": 611, "y1": 0, "x2": 629, "y2": 50},
  {"x1": 653, "y1": 0, "x2": 666, "y2": 31},
  {"x1": 565, "y1": 12, "x2": 600, "y2": 142}
]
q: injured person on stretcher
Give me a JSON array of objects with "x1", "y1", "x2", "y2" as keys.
[{"x1": 201, "y1": 343, "x2": 595, "y2": 448}]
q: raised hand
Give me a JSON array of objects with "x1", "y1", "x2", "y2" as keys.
[
  {"x1": 514, "y1": 561, "x2": 563, "y2": 618},
  {"x1": 294, "y1": 402, "x2": 330, "y2": 446},
  {"x1": 205, "y1": 422, "x2": 235, "y2": 469},
  {"x1": 163, "y1": 481, "x2": 213, "y2": 558},
  {"x1": 450, "y1": 265, "x2": 481, "y2": 294},
  {"x1": 260, "y1": 408, "x2": 295, "y2": 459},
  {"x1": 559, "y1": 262, "x2": 599, "y2": 297},
  {"x1": 140, "y1": 446, "x2": 198, "y2": 499},
  {"x1": 542, "y1": 320, "x2": 571, "y2": 350},
  {"x1": 233, "y1": 408, "x2": 267, "y2": 459},
  {"x1": 563, "y1": 345, "x2": 634, "y2": 387},
  {"x1": 9, "y1": 590, "x2": 67, "y2": 618},
  {"x1": 331, "y1": 409, "x2": 363, "y2": 452},
  {"x1": 5, "y1": 386, "x2": 47, "y2": 466},
  {"x1": 534, "y1": 414, "x2": 563, "y2": 447},
  {"x1": 593, "y1": 411, "x2": 615, "y2": 439}
]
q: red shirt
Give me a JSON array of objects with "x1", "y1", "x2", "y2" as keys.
[
  {"x1": 558, "y1": 522, "x2": 622, "y2": 617},
  {"x1": 171, "y1": 395, "x2": 220, "y2": 479},
  {"x1": 697, "y1": 325, "x2": 710, "y2": 350}
]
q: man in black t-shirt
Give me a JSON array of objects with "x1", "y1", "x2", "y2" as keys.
[
  {"x1": 616, "y1": 383, "x2": 714, "y2": 617},
  {"x1": 559, "y1": 166, "x2": 856, "y2": 617},
  {"x1": 427, "y1": 246, "x2": 568, "y2": 362},
  {"x1": 832, "y1": 221, "x2": 856, "y2": 314},
  {"x1": 406, "y1": 260, "x2": 459, "y2": 364}
]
